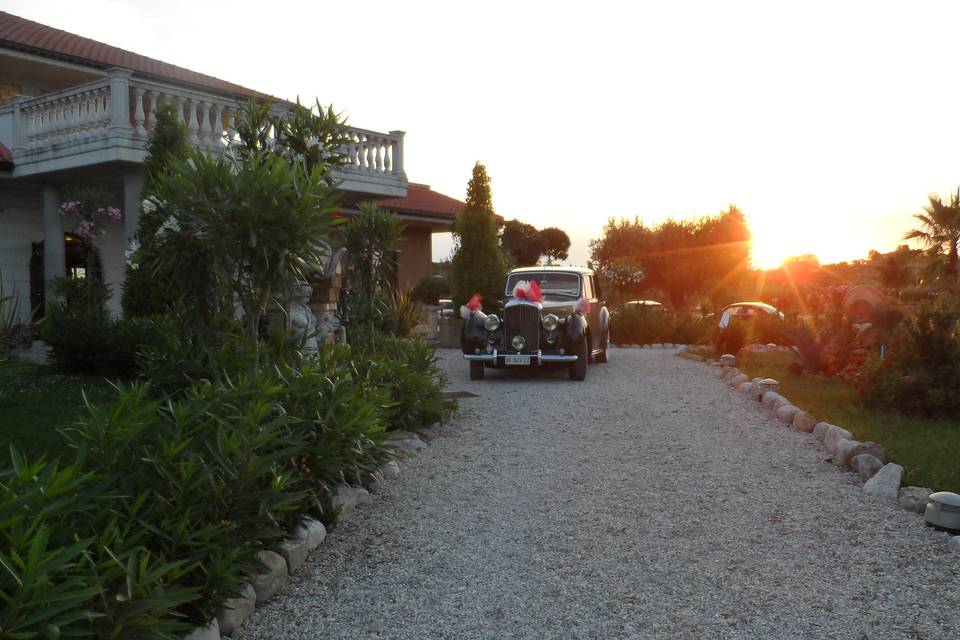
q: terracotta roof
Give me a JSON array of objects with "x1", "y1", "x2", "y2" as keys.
[
  {"x1": 376, "y1": 183, "x2": 465, "y2": 219},
  {"x1": 376, "y1": 183, "x2": 505, "y2": 223},
  {"x1": 0, "y1": 11, "x2": 270, "y2": 99},
  {"x1": 0, "y1": 142, "x2": 12, "y2": 169}
]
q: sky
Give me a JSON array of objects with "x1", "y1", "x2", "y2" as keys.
[{"x1": 5, "y1": 0, "x2": 960, "y2": 268}]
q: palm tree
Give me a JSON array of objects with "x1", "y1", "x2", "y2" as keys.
[{"x1": 904, "y1": 189, "x2": 960, "y2": 281}]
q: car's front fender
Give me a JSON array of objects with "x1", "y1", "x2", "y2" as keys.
[
  {"x1": 461, "y1": 310, "x2": 489, "y2": 353},
  {"x1": 564, "y1": 312, "x2": 587, "y2": 348}
]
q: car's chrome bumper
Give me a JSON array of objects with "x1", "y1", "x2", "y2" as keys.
[{"x1": 463, "y1": 349, "x2": 578, "y2": 364}]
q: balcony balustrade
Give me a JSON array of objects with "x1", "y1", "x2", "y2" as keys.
[{"x1": 0, "y1": 68, "x2": 406, "y2": 196}]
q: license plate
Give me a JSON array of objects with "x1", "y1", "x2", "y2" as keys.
[{"x1": 504, "y1": 355, "x2": 531, "y2": 365}]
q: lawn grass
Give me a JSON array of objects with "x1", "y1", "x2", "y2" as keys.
[
  {"x1": 728, "y1": 349, "x2": 960, "y2": 493},
  {"x1": 0, "y1": 359, "x2": 116, "y2": 460}
]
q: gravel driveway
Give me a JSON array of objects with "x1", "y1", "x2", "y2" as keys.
[{"x1": 238, "y1": 348, "x2": 960, "y2": 640}]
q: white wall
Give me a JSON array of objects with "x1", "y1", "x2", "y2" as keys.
[
  {"x1": 0, "y1": 184, "x2": 42, "y2": 322},
  {"x1": 94, "y1": 217, "x2": 126, "y2": 318}
]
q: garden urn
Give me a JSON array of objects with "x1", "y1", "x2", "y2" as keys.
[{"x1": 924, "y1": 492, "x2": 960, "y2": 533}]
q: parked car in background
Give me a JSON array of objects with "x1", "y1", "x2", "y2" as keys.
[
  {"x1": 715, "y1": 301, "x2": 784, "y2": 353},
  {"x1": 460, "y1": 267, "x2": 610, "y2": 381},
  {"x1": 623, "y1": 300, "x2": 667, "y2": 312},
  {"x1": 437, "y1": 299, "x2": 455, "y2": 319},
  {"x1": 718, "y1": 302, "x2": 784, "y2": 327}
]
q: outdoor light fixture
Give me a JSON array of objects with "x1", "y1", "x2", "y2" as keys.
[
  {"x1": 924, "y1": 491, "x2": 960, "y2": 533},
  {"x1": 511, "y1": 335, "x2": 526, "y2": 351},
  {"x1": 484, "y1": 314, "x2": 500, "y2": 331}
]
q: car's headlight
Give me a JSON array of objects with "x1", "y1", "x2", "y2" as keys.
[
  {"x1": 484, "y1": 314, "x2": 500, "y2": 331},
  {"x1": 511, "y1": 335, "x2": 526, "y2": 351},
  {"x1": 542, "y1": 313, "x2": 559, "y2": 331}
]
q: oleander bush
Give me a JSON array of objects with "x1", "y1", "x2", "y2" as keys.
[
  {"x1": 0, "y1": 340, "x2": 409, "y2": 637},
  {"x1": 351, "y1": 334, "x2": 450, "y2": 432}
]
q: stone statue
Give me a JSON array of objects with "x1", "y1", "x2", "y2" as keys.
[{"x1": 287, "y1": 281, "x2": 318, "y2": 358}]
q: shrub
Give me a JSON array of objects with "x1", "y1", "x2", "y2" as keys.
[
  {"x1": 43, "y1": 279, "x2": 163, "y2": 379},
  {"x1": 385, "y1": 288, "x2": 422, "y2": 338},
  {"x1": 352, "y1": 334, "x2": 449, "y2": 432},
  {"x1": 610, "y1": 305, "x2": 671, "y2": 345},
  {"x1": 610, "y1": 306, "x2": 712, "y2": 346},
  {"x1": 410, "y1": 276, "x2": 451, "y2": 305},
  {"x1": 861, "y1": 303, "x2": 960, "y2": 417}
]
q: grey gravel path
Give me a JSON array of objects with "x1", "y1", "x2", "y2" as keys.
[{"x1": 237, "y1": 348, "x2": 960, "y2": 640}]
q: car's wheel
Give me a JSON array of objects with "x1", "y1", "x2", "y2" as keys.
[
  {"x1": 569, "y1": 339, "x2": 588, "y2": 381},
  {"x1": 595, "y1": 329, "x2": 610, "y2": 363},
  {"x1": 469, "y1": 361, "x2": 485, "y2": 380}
]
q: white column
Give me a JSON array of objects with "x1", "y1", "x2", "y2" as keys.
[
  {"x1": 123, "y1": 173, "x2": 145, "y2": 243},
  {"x1": 42, "y1": 184, "x2": 65, "y2": 298},
  {"x1": 106, "y1": 68, "x2": 134, "y2": 135},
  {"x1": 389, "y1": 130, "x2": 405, "y2": 176}
]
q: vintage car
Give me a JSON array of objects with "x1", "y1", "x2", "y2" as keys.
[{"x1": 461, "y1": 267, "x2": 610, "y2": 381}]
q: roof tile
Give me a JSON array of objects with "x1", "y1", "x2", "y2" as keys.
[{"x1": 0, "y1": 11, "x2": 269, "y2": 99}]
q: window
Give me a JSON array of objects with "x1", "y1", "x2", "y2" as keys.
[{"x1": 581, "y1": 275, "x2": 593, "y2": 299}]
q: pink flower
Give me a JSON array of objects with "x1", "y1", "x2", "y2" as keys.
[{"x1": 106, "y1": 206, "x2": 122, "y2": 221}]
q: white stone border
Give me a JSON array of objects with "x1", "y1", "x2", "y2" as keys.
[{"x1": 685, "y1": 353, "x2": 960, "y2": 554}]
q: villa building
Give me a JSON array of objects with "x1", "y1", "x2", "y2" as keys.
[{"x1": 0, "y1": 10, "x2": 464, "y2": 321}]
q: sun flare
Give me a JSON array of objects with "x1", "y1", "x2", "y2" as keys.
[{"x1": 749, "y1": 217, "x2": 833, "y2": 270}]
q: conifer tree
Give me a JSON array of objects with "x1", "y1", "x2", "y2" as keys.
[{"x1": 451, "y1": 162, "x2": 507, "y2": 309}]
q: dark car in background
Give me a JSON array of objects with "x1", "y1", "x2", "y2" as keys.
[{"x1": 460, "y1": 267, "x2": 610, "y2": 381}]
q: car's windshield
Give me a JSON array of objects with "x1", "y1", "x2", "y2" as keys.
[{"x1": 505, "y1": 272, "x2": 581, "y2": 298}]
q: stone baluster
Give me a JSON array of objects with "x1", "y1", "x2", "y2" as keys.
[
  {"x1": 45, "y1": 98, "x2": 57, "y2": 140},
  {"x1": 70, "y1": 96, "x2": 80, "y2": 135},
  {"x1": 83, "y1": 91, "x2": 102, "y2": 136},
  {"x1": 198, "y1": 101, "x2": 210, "y2": 144},
  {"x1": 133, "y1": 86, "x2": 147, "y2": 136},
  {"x1": 31, "y1": 104, "x2": 44, "y2": 143},
  {"x1": 223, "y1": 106, "x2": 235, "y2": 145},
  {"x1": 85, "y1": 90, "x2": 98, "y2": 133},
  {"x1": 186, "y1": 98, "x2": 200, "y2": 143},
  {"x1": 175, "y1": 96, "x2": 186, "y2": 126},
  {"x1": 144, "y1": 91, "x2": 157, "y2": 132},
  {"x1": 384, "y1": 140, "x2": 392, "y2": 173},
  {"x1": 209, "y1": 103, "x2": 222, "y2": 148},
  {"x1": 389, "y1": 130, "x2": 405, "y2": 176},
  {"x1": 26, "y1": 105, "x2": 39, "y2": 143}
]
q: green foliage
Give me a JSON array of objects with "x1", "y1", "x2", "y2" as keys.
[
  {"x1": 783, "y1": 321, "x2": 822, "y2": 374},
  {"x1": 590, "y1": 205, "x2": 751, "y2": 307},
  {"x1": 0, "y1": 451, "x2": 102, "y2": 639},
  {"x1": 142, "y1": 103, "x2": 191, "y2": 193},
  {"x1": 0, "y1": 361, "x2": 114, "y2": 460},
  {"x1": 340, "y1": 202, "x2": 405, "y2": 334},
  {"x1": 538, "y1": 227, "x2": 570, "y2": 263},
  {"x1": 861, "y1": 301, "x2": 960, "y2": 417},
  {"x1": 0, "y1": 271, "x2": 22, "y2": 358},
  {"x1": 904, "y1": 189, "x2": 960, "y2": 280},
  {"x1": 351, "y1": 335, "x2": 449, "y2": 433},
  {"x1": 410, "y1": 276, "x2": 451, "y2": 305},
  {"x1": 384, "y1": 288, "x2": 422, "y2": 338},
  {"x1": 451, "y1": 162, "x2": 507, "y2": 309},
  {"x1": 500, "y1": 220, "x2": 543, "y2": 267},
  {"x1": 42, "y1": 278, "x2": 158, "y2": 378},
  {"x1": 124, "y1": 104, "x2": 190, "y2": 318},
  {"x1": 610, "y1": 305, "x2": 713, "y2": 346}
]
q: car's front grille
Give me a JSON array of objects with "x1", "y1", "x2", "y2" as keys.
[{"x1": 504, "y1": 304, "x2": 539, "y2": 353}]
